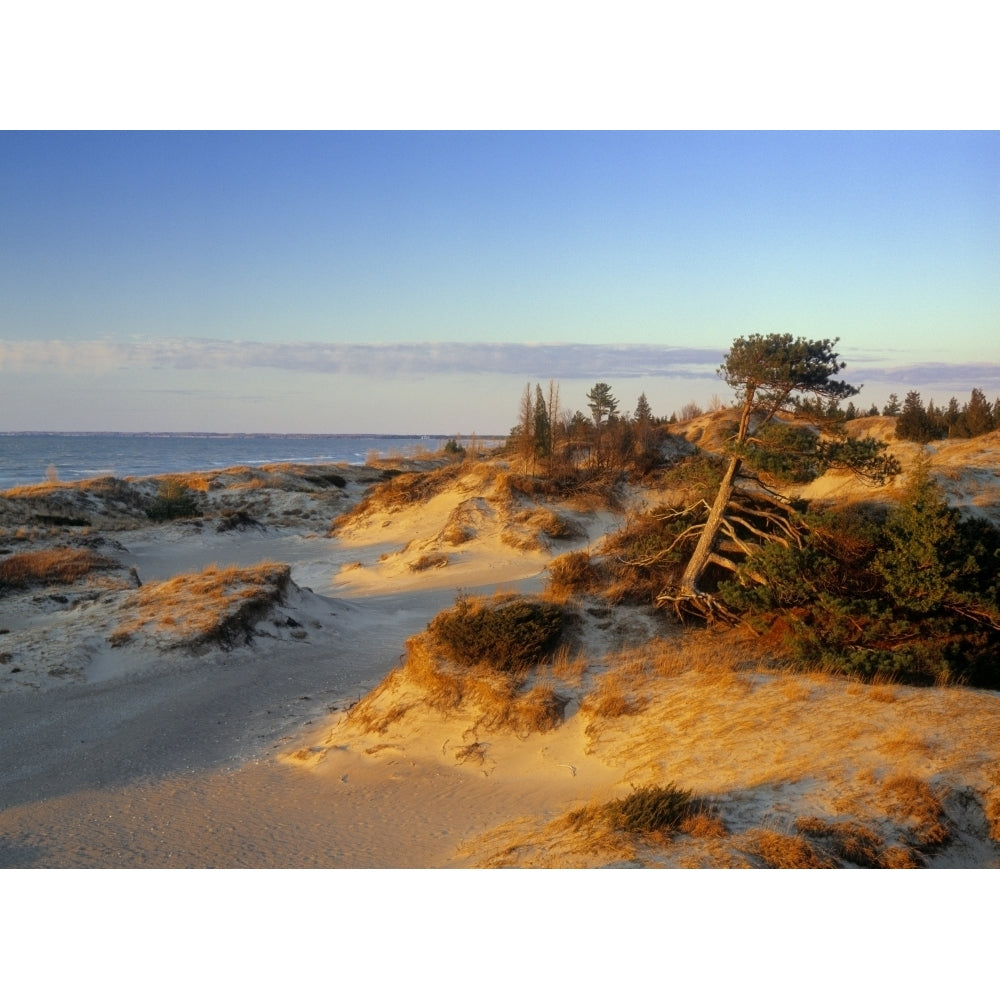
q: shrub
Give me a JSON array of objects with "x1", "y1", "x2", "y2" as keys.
[
  {"x1": 546, "y1": 551, "x2": 600, "y2": 598},
  {"x1": 147, "y1": 478, "x2": 201, "y2": 522},
  {"x1": 216, "y1": 509, "x2": 261, "y2": 532},
  {"x1": 567, "y1": 783, "x2": 699, "y2": 836},
  {"x1": 720, "y1": 469, "x2": 1000, "y2": 686},
  {"x1": 609, "y1": 784, "x2": 695, "y2": 833},
  {"x1": 427, "y1": 594, "x2": 564, "y2": 672}
]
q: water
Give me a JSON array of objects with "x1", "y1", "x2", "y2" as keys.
[{"x1": 0, "y1": 432, "x2": 485, "y2": 491}]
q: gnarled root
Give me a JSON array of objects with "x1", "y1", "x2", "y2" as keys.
[{"x1": 656, "y1": 588, "x2": 741, "y2": 627}]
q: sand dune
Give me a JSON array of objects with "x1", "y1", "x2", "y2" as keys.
[{"x1": 1, "y1": 434, "x2": 999, "y2": 868}]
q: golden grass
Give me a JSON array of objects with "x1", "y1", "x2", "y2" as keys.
[
  {"x1": 0, "y1": 546, "x2": 117, "y2": 590},
  {"x1": 880, "y1": 774, "x2": 951, "y2": 850},
  {"x1": 346, "y1": 630, "x2": 567, "y2": 739},
  {"x1": 408, "y1": 552, "x2": 448, "y2": 572},
  {"x1": 791, "y1": 816, "x2": 922, "y2": 868},
  {"x1": 2, "y1": 476, "x2": 119, "y2": 498},
  {"x1": 743, "y1": 828, "x2": 836, "y2": 869},
  {"x1": 580, "y1": 664, "x2": 649, "y2": 719},
  {"x1": 549, "y1": 644, "x2": 589, "y2": 684},
  {"x1": 152, "y1": 471, "x2": 214, "y2": 493},
  {"x1": 110, "y1": 561, "x2": 290, "y2": 648},
  {"x1": 466, "y1": 783, "x2": 724, "y2": 868}
]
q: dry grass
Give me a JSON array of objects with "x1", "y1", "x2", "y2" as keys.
[
  {"x1": 110, "y1": 561, "x2": 290, "y2": 649},
  {"x1": 792, "y1": 816, "x2": 922, "y2": 868},
  {"x1": 347, "y1": 631, "x2": 568, "y2": 739},
  {"x1": 151, "y1": 471, "x2": 215, "y2": 493},
  {"x1": 2, "y1": 475, "x2": 125, "y2": 498},
  {"x1": 470, "y1": 783, "x2": 724, "y2": 867},
  {"x1": 545, "y1": 551, "x2": 600, "y2": 600},
  {"x1": 581, "y1": 662, "x2": 649, "y2": 719},
  {"x1": 408, "y1": 552, "x2": 448, "y2": 572},
  {"x1": 985, "y1": 795, "x2": 1000, "y2": 841},
  {"x1": 743, "y1": 828, "x2": 836, "y2": 869},
  {"x1": 881, "y1": 774, "x2": 951, "y2": 850},
  {"x1": 333, "y1": 463, "x2": 463, "y2": 529},
  {"x1": 0, "y1": 547, "x2": 117, "y2": 591},
  {"x1": 549, "y1": 644, "x2": 589, "y2": 684}
]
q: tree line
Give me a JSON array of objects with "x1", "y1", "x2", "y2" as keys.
[
  {"x1": 507, "y1": 379, "x2": 998, "y2": 476},
  {"x1": 502, "y1": 334, "x2": 1000, "y2": 686},
  {"x1": 797, "y1": 386, "x2": 999, "y2": 441},
  {"x1": 508, "y1": 379, "x2": 668, "y2": 476}
]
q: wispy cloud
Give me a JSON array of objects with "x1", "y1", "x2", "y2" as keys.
[
  {"x1": 0, "y1": 338, "x2": 725, "y2": 380},
  {"x1": 2, "y1": 338, "x2": 998, "y2": 390}
]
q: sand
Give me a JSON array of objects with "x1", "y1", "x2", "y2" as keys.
[{"x1": 2, "y1": 436, "x2": 1000, "y2": 869}]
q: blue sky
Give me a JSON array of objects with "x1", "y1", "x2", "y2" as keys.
[{"x1": 1, "y1": 130, "x2": 997, "y2": 433}]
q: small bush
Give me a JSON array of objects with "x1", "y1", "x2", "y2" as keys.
[
  {"x1": 147, "y1": 479, "x2": 201, "y2": 522},
  {"x1": 216, "y1": 509, "x2": 261, "y2": 532},
  {"x1": 567, "y1": 783, "x2": 699, "y2": 837},
  {"x1": 611, "y1": 784, "x2": 695, "y2": 833},
  {"x1": 546, "y1": 551, "x2": 601, "y2": 598},
  {"x1": 427, "y1": 594, "x2": 564, "y2": 672}
]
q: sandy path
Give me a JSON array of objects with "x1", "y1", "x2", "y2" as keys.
[{"x1": 0, "y1": 507, "x2": 562, "y2": 867}]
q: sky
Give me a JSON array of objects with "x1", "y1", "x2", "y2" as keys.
[{"x1": 1, "y1": 129, "x2": 997, "y2": 433}]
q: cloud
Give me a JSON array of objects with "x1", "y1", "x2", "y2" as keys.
[
  {"x1": 844, "y1": 361, "x2": 1000, "y2": 390},
  {"x1": 0, "y1": 338, "x2": 725, "y2": 381},
  {"x1": 2, "y1": 338, "x2": 998, "y2": 391}
]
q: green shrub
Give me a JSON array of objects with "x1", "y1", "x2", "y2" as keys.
[
  {"x1": 427, "y1": 594, "x2": 564, "y2": 672},
  {"x1": 147, "y1": 479, "x2": 201, "y2": 522},
  {"x1": 720, "y1": 468, "x2": 1000, "y2": 686}
]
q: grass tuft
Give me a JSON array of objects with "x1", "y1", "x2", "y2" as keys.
[
  {"x1": 110, "y1": 561, "x2": 290, "y2": 649},
  {"x1": 0, "y1": 547, "x2": 117, "y2": 592}
]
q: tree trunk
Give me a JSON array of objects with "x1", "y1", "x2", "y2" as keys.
[{"x1": 677, "y1": 454, "x2": 742, "y2": 595}]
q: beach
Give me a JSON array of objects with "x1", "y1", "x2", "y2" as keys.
[{"x1": 2, "y1": 431, "x2": 1000, "y2": 868}]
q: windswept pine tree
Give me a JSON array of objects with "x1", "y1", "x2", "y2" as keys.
[{"x1": 657, "y1": 333, "x2": 899, "y2": 622}]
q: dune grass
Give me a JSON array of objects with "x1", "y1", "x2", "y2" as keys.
[
  {"x1": 110, "y1": 561, "x2": 290, "y2": 648},
  {"x1": 0, "y1": 546, "x2": 118, "y2": 592}
]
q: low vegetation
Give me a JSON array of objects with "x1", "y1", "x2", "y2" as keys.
[
  {"x1": 718, "y1": 466, "x2": 1000, "y2": 685},
  {"x1": 110, "y1": 561, "x2": 290, "y2": 648},
  {"x1": 568, "y1": 783, "x2": 699, "y2": 835},
  {"x1": 427, "y1": 593, "x2": 565, "y2": 672},
  {"x1": 347, "y1": 593, "x2": 570, "y2": 738},
  {"x1": 0, "y1": 546, "x2": 117, "y2": 593},
  {"x1": 146, "y1": 478, "x2": 201, "y2": 521}
]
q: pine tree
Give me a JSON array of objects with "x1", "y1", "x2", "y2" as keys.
[
  {"x1": 896, "y1": 390, "x2": 937, "y2": 443},
  {"x1": 963, "y1": 387, "x2": 993, "y2": 437},
  {"x1": 658, "y1": 333, "x2": 898, "y2": 622},
  {"x1": 532, "y1": 384, "x2": 551, "y2": 463},
  {"x1": 586, "y1": 382, "x2": 619, "y2": 466}
]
